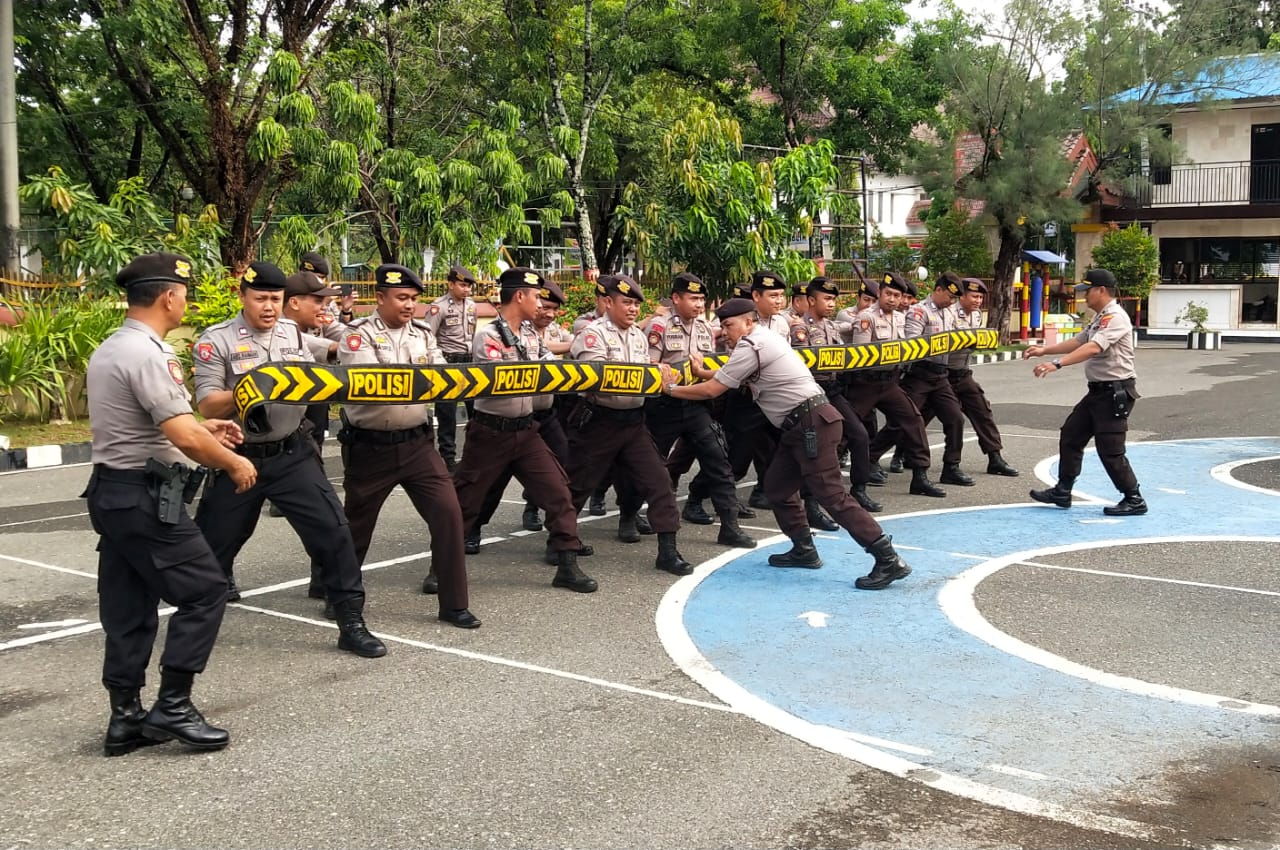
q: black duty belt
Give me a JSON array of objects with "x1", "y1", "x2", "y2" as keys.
[
  {"x1": 238, "y1": 429, "x2": 304, "y2": 459},
  {"x1": 93, "y1": 465, "x2": 151, "y2": 485},
  {"x1": 443, "y1": 352, "x2": 472, "y2": 364},
  {"x1": 853, "y1": 369, "x2": 899, "y2": 383},
  {"x1": 472, "y1": 411, "x2": 534, "y2": 432},
  {"x1": 533, "y1": 408, "x2": 556, "y2": 422},
  {"x1": 1088, "y1": 379, "x2": 1134, "y2": 392},
  {"x1": 781, "y1": 394, "x2": 829, "y2": 431},
  {"x1": 911, "y1": 361, "x2": 949, "y2": 375},
  {"x1": 339, "y1": 422, "x2": 433, "y2": 445},
  {"x1": 592, "y1": 406, "x2": 646, "y2": 424}
]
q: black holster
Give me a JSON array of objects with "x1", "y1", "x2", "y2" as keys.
[
  {"x1": 143, "y1": 459, "x2": 201, "y2": 525},
  {"x1": 566, "y1": 400, "x2": 595, "y2": 430},
  {"x1": 1110, "y1": 380, "x2": 1136, "y2": 420}
]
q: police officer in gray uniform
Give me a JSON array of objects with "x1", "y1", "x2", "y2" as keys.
[
  {"x1": 193, "y1": 261, "x2": 386, "y2": 658},
  {"x1": 425, "y1": 264, "x2": 478, "y2": 470},
  {"x1": 1026, "y1": 268, "x2": 1147, "y2": 516},
  {"x1": 85, "y1": 252, "x2": 258, "y2": 755},
  {"x1": 659, "y1": 299, "x2": 915, "y2": 590}
]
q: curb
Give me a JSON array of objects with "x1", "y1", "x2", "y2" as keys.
[
  {"x1": 2, "y1": 441, "x2": 93, "y2": 473},
  {"x1": 974, "y1": 350, "x2": 1020, "y2": 365}
]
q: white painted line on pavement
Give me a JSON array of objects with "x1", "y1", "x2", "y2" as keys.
[
  {"x1": 0, "y1": 511, "x2": 90, "y2": 529},
  {"x1": 987, "y1": 764, "x2": 1051, "y2": 781},
  {"x1": 0, "y1": 553, "x2": 96, "y2": 579},
  {"x1": 1210, "y1": 454, "x2": 1280, "y2": 497},
  {"x1": 232, "y1": 601, "x2": 739, "y2": 714},
  {"x1": 17, "y1": 618, "x2": 89, "y2": 630},
  {"x1": 1015, "y1": 560, "x2": 1280, "y2": 599}
]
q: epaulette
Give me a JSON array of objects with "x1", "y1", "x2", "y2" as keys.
[
  {"x1": 410, "y1": 318, "x2": 432, "y2": 332},
  {"x1": 347, "y1": 316, "x2": 372, "y2": 329}
]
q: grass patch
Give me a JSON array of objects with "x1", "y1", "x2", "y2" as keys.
[{"x1": 0, "y1": 418, "x2": 93, "y2": 449}]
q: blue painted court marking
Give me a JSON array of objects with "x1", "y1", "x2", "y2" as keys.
[{"x1": 657, "y1": 437, "x2": 1280, "y2": 840}]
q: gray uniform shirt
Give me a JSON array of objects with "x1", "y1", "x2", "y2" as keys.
[
  {"x1": 572, "y1": 309, "x2": 598, "y2": 334},
  {"x1": 758, "y1": 312, "x2": 792, "y2": 339},
  {"x1": 903, "y1": 297, "x2": 957, "y2": 366},
  {"x1": 1079, "y1": 300, "x2": 1136, "y2": 382},
  {"x1": 424, "y1": 295, "x2": 476, "y2": 356},
  {"x1": 850, "y1": 305, "x2": 902, "y2": 373},
  {"x1": 950, "y1": 305, "x2": 984, "y2": 369},
  {"x1": 472, "y1": 317, "x2": 546, "y2": 419},
  {"x1": 338, "y1": 315, "x2": 445, "y2": 430},
  {"x1": 87, "y1": 318, "x2": 191, "y2": 468},
  {"x1": 644, "y1": 313, "x2": 716, "y2": 365},
  {"x1": 570, "y1": 316, "x2": 648, "y2": 410},
  {"x1": 713, "y1": 325, "x2": 824, "y2": 428},
  {"x1": 194, "y1": 313, "x2": 311, "y2": 443}
]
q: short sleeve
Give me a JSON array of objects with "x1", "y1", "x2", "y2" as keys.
[
  {"x1": 337, "y1": 327, "x2": 379, "y2": 365},
  {"x1": 713, "y1": 340, "x2": 760, "y2": 390},
  {"x1": 1090, "y1": 310, "x2": 1131, "y2": 351},
  {"x1": 192, "y1": 331, "x2": 229, "y2": 403},
  {"x1": 132, "y1": 351, "x2": 193, "y2": 425}
]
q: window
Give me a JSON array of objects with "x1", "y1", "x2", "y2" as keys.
[{"x1": 1150, "y1": 124, "x2": 1172, "y2": 186}]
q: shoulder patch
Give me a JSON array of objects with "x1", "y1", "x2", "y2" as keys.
[
  {"x1": 167, "y1": 359, "x2": 185, "y2": 385},
  {"x1": 429, "y1": 305, "x2": 440, "y2": 316},
  {"x1": 483, "y1": 340, "x2": 505, "y2": 360},
  {"x1": 648, "y1": 330, "x2": 662, "y2": 348},
  {"x1": 1099, "y1": 314, "x2": 1114, "y2": 328},
  {"x1": 345, "y1": 333, "x2": 363, "y2": 351},
  {"x1": 859, "y1": 318, "x2": 871, "y2": 331},
  {"x1": 195, "y1": 342, "x2": 214, "y2": 362},
  {"x1": 584, "y1": 332, "x2": 599, "y2": 348}
]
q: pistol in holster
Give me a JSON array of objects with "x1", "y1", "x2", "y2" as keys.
[
  {"x1": 1110, "y1": 382, "x2": 1133, "y2": 420},
  {"x1": 144, "y1": 458, "x2": 203, "y2": 525},
  {"x1": 802, "y1": 413, "x2": 819, "y2": 460},
  {"x1": 567, "y1": 400, "x2": 595, "y2": 430}
]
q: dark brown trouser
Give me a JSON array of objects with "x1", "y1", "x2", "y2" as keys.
[
  {"x1": 564, "y1": 408, "x2": 681, "y2": 533},
  {"x1": 845, "y1": 375, "x2": 932, "y2": 469},
  {"x1": 454, "y1": 419, "x2": 582, "y2": 552},
  {"x1": 1057, "y1": 383, "x2": 1139, "y2": 493},
  {"x1": 341, "y1": 430, "x2": 468, "y2": 611},
  {"x1": 763, "y1": 404, "x2": 884, "y2": 546},
  {"x1": 870, "y1": 366, "x2": 966, "y2": 465},
  {"x1": 821, "y1": 384, "x2": 871, "y2": 485},
  {"x1": 948, "y1": 368, "x2": 1003, "y2": 455}
]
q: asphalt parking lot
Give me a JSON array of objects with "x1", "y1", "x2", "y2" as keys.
[{"x1": 2, "y1": 342, "x2": 1279, "y2": 849}]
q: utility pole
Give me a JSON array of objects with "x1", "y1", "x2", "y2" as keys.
[{"x1": 0, "y1": 0, "x2": 19, "y2": 276}]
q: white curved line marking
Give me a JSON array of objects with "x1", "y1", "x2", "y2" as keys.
[
  {"x1": 1031, "y1": 453, "x2": 1109, "y2": 505},
  {"x1": 1210, "y1": 454, "x2": 1280, "y2": 497},
  {"x1": 939, "y1": 535, "x2": 1280, "y2": 716},
  {"x1": 656, "y1": 534, "x2": 1160, "y2": 840}
]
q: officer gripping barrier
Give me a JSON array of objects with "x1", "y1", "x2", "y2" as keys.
[{"x1": 234, "y1": 328, "x2": 1000, "y2": 433}]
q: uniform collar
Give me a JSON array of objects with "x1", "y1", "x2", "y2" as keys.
[{"x1": 122, "y1": 317, "x2": 163, "y2": 341}]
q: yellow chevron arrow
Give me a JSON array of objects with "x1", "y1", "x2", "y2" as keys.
[
  {"x1": 578, "y1": 362, "x2": 599, "y2": 391},
  {"x1": 419, "y1": 368, "x2": 448, "y2": 400},
  {"x1": 562, "y1": 362, "x2": 581, "y2": 391},
  {"x1": 799, "y1": 348, "x2": 817, "y2": 369},
  {"x1": 260, "y1": 366, "x2": 290, "y2": 400},
  {"x1": 283, "y1": 366, "x2": 316, "y2": 402},
  {"x1": 312, "y1": 367, "x2": 344, "y2": 401},
  {"x1": 540, "y1": 363, "x2": 566, "y2": 393},
  {"x1": 468, "y1": 367, "x2": 490, "y2": 397},
  {"x1": 444, "y1": 368, "x2": 471, "y2": 400},
  {"x1": 645, "y1": 366, "x2": 663, "y2": 395}
]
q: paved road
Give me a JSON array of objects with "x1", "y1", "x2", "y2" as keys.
[{"x1": 1, "y1": 342, "x2": 1278, "y2": 849}]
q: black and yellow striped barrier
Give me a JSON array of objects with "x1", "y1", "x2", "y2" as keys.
[{"x1": 234, "y1": 328, "x2": 999, "y2": 431}]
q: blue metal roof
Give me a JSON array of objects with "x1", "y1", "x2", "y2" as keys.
[
  {"x1": 1110, "y1": 53, "x2": 1280, "y2": 105},
  {"x1": 1024, "y1": 249, "x2": 1068, "y2": 265}
]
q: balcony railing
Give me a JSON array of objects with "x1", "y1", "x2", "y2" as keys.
[{"x1": 1118, "y1": 160, "x2": 1280, "y2": 208}]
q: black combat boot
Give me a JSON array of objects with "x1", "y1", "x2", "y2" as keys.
[
  {"x1": 736, "y1": 499, "x2": 756, "y2": 519},
  {"x1": 421, "y1": 569, "x2": 438, "y2": 594},
  {"x1": 716, "y1": 511, "x2": 756, "y2": 548},
  {"x1": 1104, "y1": 489, "x2": 1149, "y2": 516},
  {"x1": 141, "y1": 670, "x2": 230, "y2": 750},
  {"x1": 552, "y1": 550, "x2": 598, "y2": 593},
  {"x1": 544, "y1": 542, "x2": 594, "y2": 565},
  {"x1": 889, "y1": 450, "x2": 905, "y2": 474},
  {"x1": 1030, "y1": 479, "x2": 1074, "y2": 508},
  {"x1": 464, "y1": 526, "x2": 481, "y2": 555},
  {"x1": 854, "y1": 535, "x2": 913, "y2": 590},
  {"x1": 635, "y1": 512, "x2": 655, "y2": 535},
  {"x1": 909, "y1": 468, "x2": 947, "y2": 498},
  {"x1": 768, "y1": 533, "x2": 823, "y2": 568},
  {"x1": 104, "y1": 688, "x2": 162, "y2": 757},
  {"x1": 225, "y1": 572, "x2": 241, "y2": 602},
  {"x1": 851, "y1": 483, "x2": 882, "y2": 513},
  {"x1": 655, "y1": 532, "x2": 693, "y2": 576},
  {"x1": 681, "y1": 499, "x2": 715, "y2": 525},
  {"x1": 588, "y1": 489, "x2": 607, "y2": 516},
  {"x1": 618, "y1": 513, "x2": 641, "y2": 543},
  {"x1": 334, "y1": 598, "x2": 388, "y2": 657},
  {"x1": 805, "y1": 499, "x2": 840, "y2": 531},
  {"x1": 940, "y1": 463, "x2": 975, "y2": 487},
  {"x1": 522, "y1": 503, "x2": 543, "y2": 532},
  {"x1": 986, "y1": 452, "x2": 1020, "y2": 477},
  {"x1": 748, "y1": 485, "x2": 771, "y2": 509},
  {"x1": 868, "y1": 462, "x2": 888, "y2": 486},
  {"x1": 307, "y1": 563, "x2": 324, "y2": 600}
]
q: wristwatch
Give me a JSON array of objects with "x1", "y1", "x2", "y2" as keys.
[
  {"x1": 1052, "y1": 359, "x2": 1062, "y2": 370},
  {"x1": 665, "y1": 382, "x2": 679, "y2": 395}
]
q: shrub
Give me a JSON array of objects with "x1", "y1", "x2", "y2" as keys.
[{"x1": 1091, "y1": 224, "x2": 1159, "y2": 300}]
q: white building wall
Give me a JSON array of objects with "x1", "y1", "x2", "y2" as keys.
[{"x1": 863, "y1": 172, "x2": 927, "y2": 239}]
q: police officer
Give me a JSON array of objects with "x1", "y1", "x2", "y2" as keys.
[
  {"x1": 337, "y1": 264, "x2": 480, "y2": 626},
  {"x1": 86, "y1": 252, "x2": 257, "y2": 755},
  {"x1": 659, "y1": 299, "x2": 914, "y2": 591},
  {"x1": 869, "y1": 272, "x2": 973, "y2": 486},
  {"x1": 643, "y1": 272, "x2": 755, "y2": 548},
  {"x1": 565, "y1": 274, "x2": 692, "y2": 575},
  {"x1": 795, "y1": 277, "x2": 881, "y2": 513},
  {"x1": 781, "y1": 281, "x2": 808, "y2": 322},
  {"x1": 452, "y1": 268, "x2": 597, "y2": 592},
  {"x1": 193, "y1": 261, "x2": 386, "y2": 658},
  {"x1": 949, "y1": 279, "x2": 1019, "y2": 477},
  {"x1": 425, "y1": 264, "x2": 478, "y2": 470},
  {"x1": 848, "y1": 272, "x2": 946, "y2": 498},
  {"x1": 1026, "y1": 269, "x2": 1147, "y2": 516}
]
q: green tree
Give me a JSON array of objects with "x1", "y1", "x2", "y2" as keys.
[
  {"x1": 1090, "y1": 223, "x2": 1159, "y2": 300},
  {"x1": 867, "y1": 228, "x2": 917, "y2": 278},
  {"x1": 617, "y1": 106, "x2": 852, "y2": 300},
  {"x1": 921, "y1": 209, "x2": 992, "y2": 278}
]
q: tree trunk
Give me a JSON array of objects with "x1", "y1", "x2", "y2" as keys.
[
  {"x1": 991, "y1": 224, "x2": 1024, "y2": 345},
  {"x1": 572, "y1": 178, "x2": 599, "y2": 277}
]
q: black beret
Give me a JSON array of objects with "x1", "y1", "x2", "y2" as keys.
[
  {"x1": 936, "y1": 271, "x2": 963, "y2": 297},
  {"x1": 375, "y1": 263, "x2": 423, "y2": 291},
  {"x1": 731, "y1": 282, "x2": 752, "y2": 298},
  {"x1": 806, "y1": 276, "x2": 839, "y2": 297},
  {"x1": 751, "y1": 270, "x2": 787, "y2": 292},
  {"x1": 961, "y1": 277, "x2": 988, "y2": 295},
  {"x1": 116, "y1": 252, "x2": 195, "y2": 289},
  {"x1": 880, "y1": 271, "x2": 910, "y2": 294},
  {"x1": 715, "y1": 298, "x2": 757, "y2": 321},
  {"x1": 790, "y1": 282, "x2": 807, "y2": 297},
  {"x1": 299, "y1": 252, "x2": 330, "y2": 278},
  {"x1": 498, "y1": 266, "x2": 544, "y2": 292},
  {"x1": 593, "y1": 276, "x2": 609, "y2": 297},
  {"x1": 448, "y1": 264, "x2": 478, "y2": 285},
  {"x1": 285, "y1": 270, "x2": 340, "y2": 299},
  {"x1": 1078, "y1": 268, "x2": 1118, "y2": 291},
  {"x1": 241, "y1": 261, "x2": 287, "y2": 290},
  {"x1": 861, "y1": 278, "x2": 880, "y2": 298},
  {"x1": 539, "y1": 279, "x2": 566, "y2": 306},
  {"x1": 602, "y1": 273, "x2": 644, "y2": 302},
  {"x1": 671, "y1": 272, "x2": 706, "y2": 295}
]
